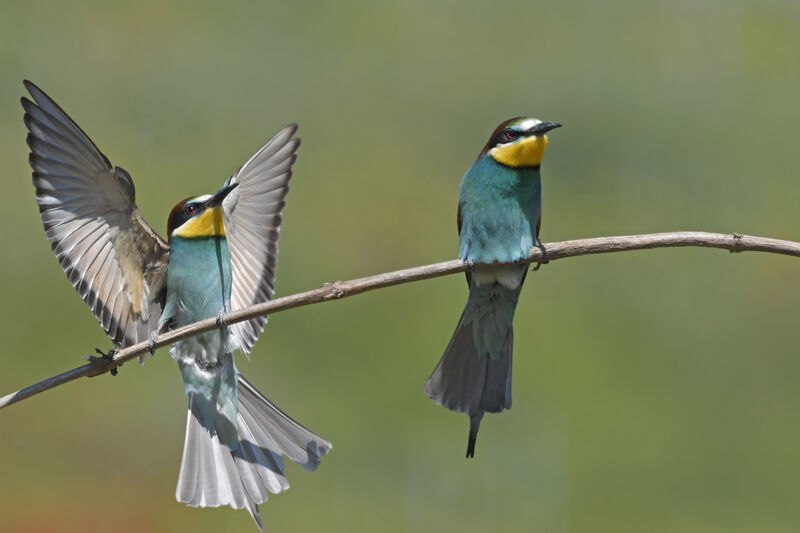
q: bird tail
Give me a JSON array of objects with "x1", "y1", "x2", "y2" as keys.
[
  {"x1": 423, "y1": 288, "x2": 516, "y2": 458},
  {"x1": 175, "y1": 374, "x2": 332, "y2": 530}
]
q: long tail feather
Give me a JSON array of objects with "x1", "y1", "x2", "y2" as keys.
[
  {"x1": 424, "y1": 294, "x2": 514, "y2": 458},
  {"x1": 467, "y1": 412, "x2": 483, "y2": 458},
  {"x1": 176, "y1": 374, "x2": 332, "y2": 529}
]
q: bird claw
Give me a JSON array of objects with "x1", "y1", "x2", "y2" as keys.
[
  {"x1": 216, "y1": 310, "x2": 228, "y2": 329},
  {"x1": 86, "y1": 347, "x2": 119, "y2": 376},
  {"x1": 147, "y1": 331, "x2": 159, "y2": 357},
  {"x1": 532, "y1": 243, "x2": 548, "y2": 272}
]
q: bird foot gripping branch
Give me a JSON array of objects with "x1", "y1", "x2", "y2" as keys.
[
  {"x1": 85, "y1": 347, "x2": 119, "y2": 376},
  {"x1": 215, "y1": 310, "x2": 228, "y2": 329},
  {"x1": 147, "y1": 331, "x2": 159, "y2": 357},
  {"x1": 532, "y1": 242, "x2": 549, "y2": 272}
]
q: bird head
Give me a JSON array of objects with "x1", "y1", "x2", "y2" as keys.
[
  {"x1": 482, "y1": 117, "x2": 562, "y2": 168},
  {"x1": 167, "y1": 182, "x2": 238, "y2": 241}
]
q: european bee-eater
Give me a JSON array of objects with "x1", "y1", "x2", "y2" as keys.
[
  {"x1": 423, "y1": 117, "x2": 561, "y2": 458},
  {"x1": 22, "y1": 81, "x2": 331, "y2": 529}
]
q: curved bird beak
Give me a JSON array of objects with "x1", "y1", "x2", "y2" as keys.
[
  {"x1": 530, "y1": 122, "x2": 562, "y2": 136},
  {"x1": 206, "y1": 182, "x2": 239, "y2": 208}
]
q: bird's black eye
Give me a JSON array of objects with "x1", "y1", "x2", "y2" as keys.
[
  {"x1": 503, "y1": 130, "x2": 518, "y2": 141},
  {"x1": 184, "y1": 204, "x2": 198, "y2": 216}
]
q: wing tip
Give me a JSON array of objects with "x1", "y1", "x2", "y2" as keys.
[
  {"x1": 280, "y1": 123, "x2": 300, "y2": 150},
  {"x1": 22, "y1": 80, "x2": 48, "y2": 105}
]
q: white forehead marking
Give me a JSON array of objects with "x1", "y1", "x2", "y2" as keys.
[
  {"x1": 191, "y1": 194, "x2": 213, "y2": 203},
  {"x1": 516, "y1": 118, "x2": 542, "y2": 131}
]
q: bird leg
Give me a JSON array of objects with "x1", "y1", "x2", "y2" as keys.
[
  {"x1": 147, "y1": 331, "x2": 159, "y2": 357},
  {"x1": 216, "y1": 310, "x2": 228, "y2": 329},
  {"x1": 86, "y1": 347, "x2": 119, "y2": 376},
  {"x1": 532, "y1": 242, "x2": 548, "y2": 272}
]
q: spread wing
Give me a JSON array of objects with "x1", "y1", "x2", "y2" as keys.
[
  {"x1": 222, "y1": 125, "x2": 298, "y2": 355},
  {"x1": 22, "y1": 80, "x2": 169, "y2": 349}
]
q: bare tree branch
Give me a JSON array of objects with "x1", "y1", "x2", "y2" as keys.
[{"x1": 2, "y1": 231, "x2": 799, "y2": 410}]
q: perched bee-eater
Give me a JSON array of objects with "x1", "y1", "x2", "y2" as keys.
[
  {"x1": 22, "y1": 81, "x2": 331, "y2": 529},
  {"x1": 423, "y1": 117, "x2": 561, "y2": 458}
]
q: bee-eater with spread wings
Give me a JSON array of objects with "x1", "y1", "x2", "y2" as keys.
[{"x1": 22, "y1": 81, "x2": 331, "y2": 529}]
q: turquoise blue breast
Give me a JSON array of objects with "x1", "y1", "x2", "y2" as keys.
[
  {"x1": 458, "y1": 155, "x2": 542, "y2": 264},
  {"x1": 167, "y1": 236, "x2": 232, "y2": 326}
]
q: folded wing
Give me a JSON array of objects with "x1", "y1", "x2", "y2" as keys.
[
  {"x1": 222, "y1": 125, "x2": 298, "y2": 355},
  {"x1": 22, "y1": 80, "x2": 169, "y2": 349}
]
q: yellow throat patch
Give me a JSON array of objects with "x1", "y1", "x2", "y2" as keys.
[
  {"x1": 174, "y1": 206, "x2": 225, "y2": 239},
  {"x1": 489, "y1": 135, "x2": 549, "y2": 168}
]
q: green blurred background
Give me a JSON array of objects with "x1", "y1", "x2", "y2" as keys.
[{"x1": 1, "y1": 1, "x2": 799, "y2": 531}]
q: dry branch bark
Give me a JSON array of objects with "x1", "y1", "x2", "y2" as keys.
[{"x1": 2, "y1": 231, "x2": 799, "y2": 410}]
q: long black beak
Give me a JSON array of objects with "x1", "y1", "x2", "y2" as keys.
[
  {"x1": 530, "y1": 121, "x2": 562, "y2": 135},
  {"x1": 206, "y1": 182, "x2": 239, "y2": 208}
]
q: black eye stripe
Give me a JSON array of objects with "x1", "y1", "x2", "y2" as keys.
[
  {"x1": 490, "y1": 129, "x2": 521, "y2": 148},
  {"x1": 184, "y1": 201, "x2": 206, "y2": 215},
  {"x1": 168, "y1": 202, "x2": 205, "y2": 235}
]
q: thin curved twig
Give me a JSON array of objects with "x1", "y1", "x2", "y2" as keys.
[{"x1": 1, "y1": 231, "x2": 798, "y2": 410}]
